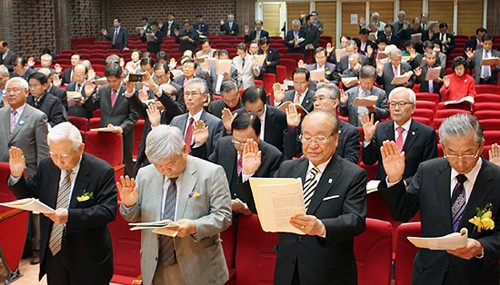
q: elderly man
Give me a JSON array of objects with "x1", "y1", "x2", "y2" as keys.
[
  {"x1": 208, "y1": 80, "x2": 243, "y2": 119},
  {"x1": 376, "y1": 48, "x2": 414, "y2": 94},
  {"x1": 27, "y1": 72, "x2": 67, "y2": 127},
  {"x1": 209, "y1": 50, "x2": 237, "y2": 95},
  {"x1": 259, "y1": 38, "x2": 280, "y2": 76},
  {"x1": 241, "y1": 110, "x2": 367, "y2": 284},
  {"x1": 33, "y1": 54, "x2": 56, "y2": 75},
  {"x1": 8, "y1": 122, "x2": 117, "y2": 284},
  {"x1": 301, "y1": 15, "x2": 320, "y2": 50},
  {"x1": 193, "y1": 14, "x2": 209, "y2": 37},
  {"x1": 220, "y1": 14, "x2": 239, "y2": 36},
  {"x1": 414, "y1": 49, "x2": 446, "y2": 96},
  {"x1": 140, "y1": 21, "x2": 164, "y2": 54},
  {"x1": 0, "y1": 65, "x2": 9, "y2": 107},
  {"x1": 304, "y1": 47, "x2": 340, "y2": 90},
  {"x1": 65, "y1": 64, "x2": 95, "y2": 118},
  {"x1": 283, "y1": 83, "x2": 361, "y2": 163},
  {"x1": 466, "y1": 33, "x2": 500, "y2": 85},
  {"x1": 339, "y1": 65, "x2": 389, "y2": 127},
  {"x1": 0, "y1": 41, "x2": 17, "y2": 72},
  {"x1": 173, "y1": 58, "x2": 212, "y2": 97},
  {"x1": 12, "y1": 56, "x2": 35, "y2": 80},
  {"x1": 274, "y1": 67, "x2": 315, "y2": 112},
  {"x1": 336, "y1": 40, "x2": 369, "y2": 74},
  {"x1": 195, "y1": 38, "x2": 216, "y2": 59},
  {"x1": 379, "y1": 113, "x2": 500, "y2": 284},
  {"x1": 393, "y1": 11, "x2": 411, "y2": 38},
  {"x1": 38, "y1": 67, "x2": 68, "y2": 111},
  {"x1": 61, "y1": 53, "x2": 82, "y2": 85},
  {"x1": 118, "y1": 125, "x2": 232, "y2": 284},
  {"x1": 244, "y1": 19, "x2": 270, "y2": 42},
  {"x1": 285, "y1": 20, "x2": 308, "y2": 56},
  {"x1": 0, "y1": 77, "x2": 49, "y2": 177},
  {"x1": 175, "y1": 20, "x2": 200, "y2": 54},
  {"x1": 361, "y1": 87, "x2": 437, "y2": 185}
]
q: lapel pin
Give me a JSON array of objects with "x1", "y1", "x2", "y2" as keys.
[
  {"x1": 19, "y1": 120, "x2": 25, "y2": 125},
  {"x1": 328, "y1": 178, "x2": 333, "y2": 184},
  {"x1": 306, "y1": 100, "x2": 309, "y2": 104},
  {"x1": 412, "y1": 131, "x2": 415, "y2": 135}
]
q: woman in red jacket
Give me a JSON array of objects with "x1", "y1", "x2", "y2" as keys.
[{"x1": 440, "y1": 56, "x2": 476, "y2": 105}]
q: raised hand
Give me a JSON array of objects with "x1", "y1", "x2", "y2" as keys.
[
  {"x1": 88, "y1": 68, "x2": 96, "y2": 82},
  {"x1": 286, "y1": 104, "x2": 301, "y2": 127},
  {"x1": 359, "y1": 17, "x2": 366, "y2": 26},
  {"x1": 297, "y1": 59, "x2": 306, "y2": 68},
  {"x1": 221, "y1": 108, "x2": 236, "y2": 132},
  {"x1": 443, "y1": 75, "x2": 450, "y2": 88},
  {"x1": 465, "y1": 48, "x2": 475, "y2": 59},
  {"x1": 220, "y1": 18, "x2": 225, "y2": 25},
  {"x1": 366, "y1": 45, "x2": 373, "y2": 57},
  {"x1": 9, "y1": 147, "x2": 25, "y2": 178},
  {"x1": 101, "y1": 29, "x2": 108, "y2": 36},
  {"x1": 54, "y1": 63, "x2": 62, "y2": 74},
  {"x1": 489, "y1": 143, "x2": 500, "y2": 166},
  {"x1": 409, "y1": 47, "x2": 417, "y2": 58},
  {"x1": 146, "y1": 103, "x2": 161, "y2": 128},
  {"x1": 84, "y1": 80, "x2": 95, "y2": 98},
  {"x1": 273, "y1": 82, "x2": 285, "y2": 103},
  {"x1": 326, "y1": 43, "x2": 334, "y2": 54},
  {"x1": 193, "y1": 120, "x2": 209, "y2": 146},
  {"x1": 169, "y1": 58, "x2": 177, "y2": 70},
  {"x1": 119, "y1": 57, "x2": 125, "y2": 68},
  {"x1": 242, "y1": 139, "x2": 261, "y2": 175},
  {"x1": 403, "y1": 21, "x2": 409, "y2": 29},
  {"x1": 380, "y1": 140, "x2": 405, "y2": 183},
  {"x1": 27, "y1": 57, "x2": 35, "y2": 67},
  {"x1": 52, "y1": 74, "x2": 62, "y2": 87},
  {"x1": 116, "y1": 176, "x2": 139, "y2": 208},
  {"x1": 300, "y1": 11, "x2": 306, "y2": 18},
  {"x1": 360, "y1": 113, "x2": 379, "y2": 142},
  {"x1": 138, "y1": 90, "x2": 149, "y2": 101},
  {"x1": 340, "y1": 88, "x2": 348, "y2": 104},
  {"x1": 174, "y1": 28, "x2": 180, "y2": 37},
  {"x1": 141, "y1": 71, "x2": 157, "y2": 90},
  {"x1": 244, "y1": 25, "x2": 249, "y2": 34},
  {"x1": 414, "y1": 67, "x2": 422, "y2": 77},
  {"x1": 376, "y1": 60, "x2": 384, "y2": 74},
  {"x1": 201, "y1": 62, "x2": 209, "y2": 72}
]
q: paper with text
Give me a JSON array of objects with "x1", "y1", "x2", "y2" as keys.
[{"x1": 0, "y1": 198, "x2": 55, "y2": 214}]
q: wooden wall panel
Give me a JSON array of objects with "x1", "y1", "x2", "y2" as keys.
[
  {"x1": 315, "y1": 1, "x2": 336, "y2": 41},
  {"x1": 287, "y1": 2, "x2": 309, "y2": 30},
  {"x1": 263, "y1": 3, "x2": 281, "y2": 37},
  {"x1": 370, "y1": 2, "x2": 394, "y2": 25},
  {"x1": 399, "y1": 0, "x2": 423, "y2": 23},
  {"x1": 342, "y1": 2, "x2": 366, "y2": 38},
  {"x1": 458, "y1": 0, "x2": 483, "y2": 36},
  {"x1": 428, "y1": 1, "x2": 454, "y2": 33}
]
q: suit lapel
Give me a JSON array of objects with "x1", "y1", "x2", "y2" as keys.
[
  {"x1": 69, "y1": 155, "x2": 92, "y2": 208},
  {"x1": 302, "y1": 89, "x2": 314, "y2": 110},
  {"x1": 176, "y1": 157, "x2": 197, "y2": 219},
  {"x1": 264, "y1": 107, "x2": 274, "y2": 141},
  {"x1": 2, "y1": 108, "x2": 11, "y2": 139},
  {"x1": 307, "y1": 156, "x2": 342, "y2": 215},
  {"x1": 48, "y1": 164, "x2": 62, "y2": 208},
  {"x1": 403, "y1": 120, "x2": 419, "y2": 151},
  {"x1": 110, "y1": 85, "x2": 126, "y2": 114},
  {"x1": 384, "y1": 121, "x2": 395, "y2": 141},
  {"x1": 10, "y1": 106, "x2": 31, "y2": 142},
  {"x1": 435, "y1": 163, "x2": 453, "y2": 231}
]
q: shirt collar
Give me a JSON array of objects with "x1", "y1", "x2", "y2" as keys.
[
  {"x1": 450, "y1": 157, "x2": 483, "y2": 187},
  {"x1": 307, "y1": 156, "x2": 332, "y2": 173},
  {"x1": 12, "y1": 103, "x2": 26, "y2": 114},
  {"x1": 394, "y1": 118, "x2": 412, "y2": 132},
  {"x1": 188, "y1": 109, "x2": 203, "y2": 121}
]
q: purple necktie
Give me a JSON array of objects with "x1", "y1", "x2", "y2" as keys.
[
  {"x1": 237, "y1": 156, "x2": 243, "y2": 176},
  {"x1": 451, "y1": 174, "x2": 467, "y2": 232},
  {"x1": 10, "y1": 109, "x2": 17, "y2": 134}
]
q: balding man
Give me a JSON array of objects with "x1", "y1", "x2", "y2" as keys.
[
  {"x1": 285, "y1": 20, "x2": 307, "y2": 56},
  {"x1": 33, "y1": 54, "x2": 56, "y2": 75},
  {"x1": 376, "y1": 48, "x2": 414, "y2": 94},
  {"x1": 65, "y1": 64, "x2": 95, "y2": 119},
  {"x1": 240, "y1": 110, "x2": 367, "y2": 284}
]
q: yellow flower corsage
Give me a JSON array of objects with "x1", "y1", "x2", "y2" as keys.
[
  {"x1": 77, "y1": 190, "x2": 94, "y2": 202},
  {"x1": 469, "y1": 203, "x2": 495, "y2": 233}
]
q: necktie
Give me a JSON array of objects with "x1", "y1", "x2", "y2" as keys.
[
  {"x1": 159, "y1": 177, "x2": 178, "y2": 267},
  {"x1": 294, "y1": 92, "x2": 301, "y2": 104},
  {"x1": 49, "y1": 170, "x2": 73, "y2": 256},
  {"x1": 167, "y1": 22, "x2": 172, "y2": 36},
  {"x1": 451, "y1": 174, "x2": 468, "y2": 232},
  {"x1": 482, "y1": 51, "x2": 491, "y2": 79},
  {"x1": 237, "y1": 156, "x2": 243, "y2": 176},
  {"x1": 242, "y1": 58, "x2": 245, "y2": 69},
  {"x1": 184, "y1": 117, "x2": 194, "y2": 153},
  {"x1": 111, "y1": 90, "x2": 117, "y2": 108},
  {"x1": 396, "y1": 127, "x2": 405, "y2": 152},
  {"x1": 394, "y1": 65, "x2": 398, "y2": 77},
  {"x1": 428, "y1": 67, "x2": 434, "y2": 93},
  {"x1": 76, "y1": 84, "x2": 81, "y2": 94},
  {"x1": 10, "y1": 109, "x2": 17, "y2": 134},
  {"x1": 113, "y1": 28, "x2": 118, "y2": 45},
  {"x1": 303, "y1": 167, "x2": 320, "y2": 210},
  {"x1": 34, "y1": 98, "x2": 39, "y2": 108}
]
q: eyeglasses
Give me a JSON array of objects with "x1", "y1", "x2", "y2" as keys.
[
  {"x1": 389, "y1": 101, "x2": 412, "y2": 108},
  {"x1": 299, "y1": 133, "x2": 333, "y2": 144},
  {"x1": 232, "y1": 140, "x2": 246, "y2": 147},
  {"x1": 313, "y1": 96, "x2": 332, "y2": 102},
  {"x1": 293, "y1": 81, "x2": 308, "y2": 86},
  {"x1": 49, "y1": 152, "x2": 71, "y2": 159},
  {"x1": 444, "y1": 148, "x2": 481, "y2": 161},
  {"x1": 184, "y1": 92, "x2": 202, "y2": 98}
]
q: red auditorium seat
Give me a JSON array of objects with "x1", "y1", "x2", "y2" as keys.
[
  {"x1": 479, "y1": 119, "x2": 500, "y2": 131},
  {"x1": 84, "y1": 131, "x2": 124, "y2": 182},
  {"x1": 358, "y1": 162, "x2": 378, "y2": 181},
  {"x1": 413, "y1": 108, "x2": 434, "y2": 120},
  {"x1": 474, "y1": 93, "x2": 500, "y2": 103},
  {"x1": 133, "y1": 120, "x2": 145, "y2": 160},
  {"x1": 415, "y1": 92, "x2": 439, "y2": 104},
  {"x1": 221, "y1": 223, "x2": 236, "y2": 285},
  {"x1": 276, "y1": 65, "x2": 287, "y2": 84},
  {"x1": 254, "y1": 80, "x2": 264, "y2": 87},
  {"x1": 234, "y1": 214, "x2": 279, "y2": 284},
  {"x1": 89, "y1": 117, "x2": 100, "y2": 129},
  {"x1": 436, "y1": 102, "x2": 470, "y2": 111},
  {"x1": 415, "y1": 101, "x2": 436, "y2": 112},
  {"x1": 475, "y1": 85, "x2": 499, "y2": 94},
  {"x1": 280, "y1": 58, "x2": 298, "y2": 79},
  {"x1": 394, "y1": 222, "x2": 421, "y2": 285},
  {"x1": 353, "y1": 218, "x2": 393, "y2": 285},
  {"x1": 474, "y1": 110, "x2": 500, "y2": 121},
  {"x1": 283, "y1": 53, "x2": 304, "y2": 62},
  {"x1": 483, "y1": 131, "x2": 500, "y2": 146},
  {"x1": 473, "y1": 102, "x2": 500, "y2": 113},
  {"x1": 435, "y1": 109, "x2": 471, "y2": 119},
  {"x1": 68, "y1": 116, "x2": 88, "y2": 132},
  {"x1": 413, "y1": 116, "x2": 431, "y2": 126}
]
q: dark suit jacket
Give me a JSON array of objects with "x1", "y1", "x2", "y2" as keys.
[
  {"x1": 285, "y1": 29, "x2": 308, "y2": 54},
  {"x1": 140, "y1": 30, "x2": 164, "y2": 54},
  {"x1": 26, "y1": 92, "x2": 67, "y2": 127},
  {"x1": 161, "y1": 20, "x2": 180, "y2": 37},
  {"x1": 9, "y1": 153, "x2": 117, "y2": 282},
  {"x1": 235, "y1": 106, "x2": 287, "y2": 152},
  {"x1": 173, "y1": 72, "x2": 213, "y2": 98},
  {"x1": 170, "y1": 110, "x2": 225, "y2": 155},
  {"x1": 363, "y1": 119, "x2": 437, "y2": 184},
  {"x1": 66, "y1": 82, "x2": 93, "y2": 119},
  {"x1": 259, "y1": 47, "x2": 280, "y2": 75},
  {"x1": 305, "y1": 62, "x2": 340, "y2": 90},
  {"x1": 415, "y1": 64, "x2": 446, "y2": 95},
  {"x1": 176, "y1": 28, "x2": 201, "y2": 53},
  {"x1": 105, "y1": 27, "x2": 128, "y2": 50},
  {"x1": 0, "y1": 50, "x2": 17, "y2": 72},
  {"x1": 62, "y1": 67, "x2": 73, "y2": 85},
  {"x1": 336, "y1": 54, "x2": 369, "y2": 73},
  {"x1": 220, "y1": 22, "x2": 239, "y2": 36},
  {"x1": 468, "y1": 48, "x2": 500, "y2": 85},
  {"x1": 376, "y1": 62, "x2": 414, "y2": 94},
  {"x1": 339, "y1": 85, "x2": 389, "y2": 127},
  {"x1": 379, "y1": 158, "x2": 500, "y2": 284},
  {"x1": 377, "y1": 32, "x2": 402, "y2": 48},
  {"x1": 207, "y1": 98, "x2": 243, "y2": 119},
  {"x1": 436, "y1": 32, "x2": 455, "y2": 55},
  {"x1": 283, "y1": 119, "x2": 360, "y2": 164},
  {"x1": 47, "y1": 84, "x2": 68, "y2": 111},
  {"x1": 193, "y1": 21, "x2": 209, "y2": 36},
  {"x1": 127, "y1": 89, "x2": 184, "y2": 168},
  {"x1": 358, "y1": 40, "x2": 378, "y2": 55},
  {"x1": 281, "y1": 89, "x2": 315, "y2": 112},
  {"x1": 245, "y1": 30, "x2": 270, "y2": 42},
  {"x1": 301, "y1": 24, "x2": 320, "y2": 48},
  {"x1": 241, "y1": 155, "x2": 367, "y2": 284}
]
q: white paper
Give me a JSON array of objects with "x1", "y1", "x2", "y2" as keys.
[
  {"x1": 0, "y1": 198, "x2": 55, "y2": 214},
  {"x1": 411, "y1": 33, "x2": 422, "y2": 43},
  {"x1": 94, "y1": 77, "x2": 108, "y2": 86},
  {"x1": 130, "y1": 220, "x2": 179, "y2": 237},
  {"x1": 66, "y1": 91, "x2": 82, "y2": 99},
  {"x1": 353, "y1": 95, "x2": 378, "y2": 107},
  {"x1": 408, "y1": 228, "x2": 468, "y2": 250},
  {"x1": 310, "y1": 68, "x2": 325, "y2": 81},
  {"x1": 335, "y1": 49, "x2": 346, "y2": 62},
  {"x1": 366, "y1": 180, "x2": 380, "y2": 194},
  {"x1": 425, "y1": 66, "x2": 442, "y2": 81},
  {"x1": 249, "y1": 178, "x2": 306, "y2": 235},
  {"x1": 205, "y1": 58, "x2": 218, "y2": 68},
  {"x1": 444, "y1": 96, "x2": 475, "y2": 105},
  {"x1": 216, "y1": 59, "x2": 232, "y2": 75},
  {"x1": 391, "y1": 72, "x2": 413, "y2": 85},
  {"x1": 351, "y1": 14, "x2": 358, "y2": 25}
]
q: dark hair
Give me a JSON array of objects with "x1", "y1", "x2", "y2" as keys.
[
  {"x1": 255, "y1": 20, "x2": 263, "y2": 25},
  {"x1": 385, "y1": 24, "x2": 394, "y2": 31},
  {"x1": 242, "y1": 86, "x2": 267, "y2": 105},
  {"x1": 221, "y1": 80, "x2": 239, "y2": 94},
  {"x1": 305, "y1": 15, "x2": 312, "y2": 22},
  {"x1": 423, "y1": 40, "x2": 434, "y2": 49},
  {"x1": 313, "y1": 47, "x2": 327, "y2": 57},
  {"x1": 249, "y1": 39, "x2": 260, "y2": 46},
  {"x1": 29, "y1": 72, "x2": 48, "y2": 84},
  {"x1": 232, "y1": 112, "x2": 261, "y2": 136},
  {"x1": 439, "y1": 23, "x2": 448, "y2": 29},
  {"x1": 218, "y1": 49, "x2": 229, "y2": 58},
  {"x1": 311, "y1": 10, "x2": 318, "y2": 15},
  {"x1": 377, "y1": 37, "x2": 388, "y2": 45},
  {"x1": 114, "y1": 18, "x2": 121, "y2": 23},
  {"x1": 142, "y1": 17, "x2": 148, "y2": 21},
  {"x1": 236, "y1": 43, "x2": 248, "y2": 51},
  {"x1": 0, "y1": 41, "x2": 7, "y2": 47},
  {"x1": 182, "y1": 58, "x2": 196, "y2": 65},
  {"x1": 15, "y1": 56, "x2": 26, "y2": 66},
  {"x1": 451, "y1": 56, "x2": 468, "y2": 72},
  {"x1": 42, "y1": 48, "x2": 52, "y2": 55},
  {"x1": 412, "y1": 18, "x2": 421, "y2": 24},
  {"x1": 292, "y1": 67, "x2": 310, "y2": 81},
  {"x1": 259, "y1": 38, "x2": 269, "y2": 46},
  {"x1": 359, "y1": 28, "x2": 370, "y2": 35},
  {"x1": 432, "y1": 38, "x2": 442, "y2": 48},
  {"x1": 156, "y1": 50, "x2": 168, "y2": 62},
  {"x1": 404, "y1": 40, "x2": 415, "y2": 48},
  {"x1": 140, "y1": 57, "x2": 154, "y2": 67},
  {"x1": 142, "y1": 51, "x2": 152, "y2": 59},
  {"x1": 72, "y1": 53, "x2": 82, "y2": 60},
  {"x1": 201, "y1": 38, "x2": 211, "y2": 46},
  {"x1": 131, "y1": 49, "x2": 142, "y2": 58},
  {"x1": 482, "y1": 33, "x2": 495, "y2": 42},
  {"x1": 104, "y1": 63, "x2": 123, "y2": 78},
  {"x1": 196, "y1": 14, "x2": 203, "y2": 18},
  {"x1": 154, "y1": 62, "x2": 169, "y2": 74},
  {"x1": 184, "y1": 20, "x2": 192, "y2": 25},
  {"x1": 167, "y1": 12, "x2": 175, "y2": 17},
  {"x1": 151, "y1": 21, "x2": 159, "y2": 26},
  {"x1": 476, "y1": 27, "x2": 487, "y2": 34},
  {"x1": 340, "y1": 35, "x2": 351, "y2": 41}
]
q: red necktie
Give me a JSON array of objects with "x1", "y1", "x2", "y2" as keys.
[
  {"x1": 184, "y1": 117, "x2": 194, "y2": 153},
  {"x1": 113, "y1": 29, "x2": 118, "y2": 45},
  {"x1": 396, "y1": 127, "x2": 405, "y2": 152},
  {"x1": 394, "y1": 65, "x2": 398, "y2": 76},
  {"x1": 111, "y1": 90, "x2": 117, "y2": 108}
]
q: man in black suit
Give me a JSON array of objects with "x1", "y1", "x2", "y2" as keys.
[
  {"x1": 463, "y1": 28, "x2": 487, "y2": 57},
  {"x1": 173, "y1": 58, "x2": 213, "y2": 97},
  {"x1": 84, "y1": 63, "x2": 138, "y2": 177},
  {"x1": 140, "y1": 21, "x2": 164, "y2": 54},
  {"x1": 244, "y1": 20, "x2": 270, "y2": 42},
  {"x1": 376, "y1": 48, "x2": 414, "y2": 94},
  {"x1": 378, "y1": 113, "x2": 500, "y2": 284},
  {"x1": 336, "y1": 40, "x2": 369, "y2": 74},
  {"x1": 170, "y1": 78, "x2": 225, "y2": 156},
  {"x1": 27, "y1": 72, "x2": 67, "y2": 127},
  {"x1": 393, "y1": 11, "x2": 411, "y2": 40},
  {"x1": 61, "y1": 53, "x2": 82, "y2": 86},
  {"x1": 8, "y1": 122, "x2": 117, "y2": 284},
  {"x1": 0, "y1": 41, "x2": 17, "y2": 72},
  {"x1": 235, "y1": 86, "x2": 287, "y2": 152},
  {"x1": 465, "y1": 33, "x2": 500, "y2": 85},
  {"x1": 274, "y1": 67, "x2": 315, "y2": 112},
  {"x1": 258, "y1": 38, "x2": 280, "y2": 76},
  {"x1": 220, "y1": 14, "x2": 239, "y2": 36},
  {"x1": 283, "y1": 83, "x2": 360, "y2": 163},
  {"x1": 175, "y1": 20, "x2": 201, "y2": 55},
  {"x1": 361, "y1": 87, "x2": 437, "y2": 185},
  {"x1": 66, "y1": 64, "x2": 94, "y2": 119},
  {"x1": 305, "y1": 47, "x2": 340, "y2": 90},
  {"x1": 437, "y1": 23, "x2": 455, "y2": 57},
  {"x1": 38, "y1": 68, "x2": 68, "y2": 111},
  {"x1": 11, "y1": 56, "x2": 35, "y2": 80},
  {"x1": 193, "y1": 14, "x2": 209, "y2": 37},
  {"x1": 377, "y1": 24, "x2": 402, "y2": 48},
  {"x1": 161, "y1": 12, "x2": 180, "y2": 37},
  {"x1": 285, "y1": 20, "x2": 307, "y2": 56},
  {"x1": 241, "y1": 110, "x2": 367, "y2": 284},
  {"x1": 414, "y1": 49, "x2": 446, "y2": 97},
  {"x1": 359, "y1": 28, "x2": 378, "y2": 55},
  {"x1": 209, "y1": 50, "x2": 237, "y2": 95},
  {"x1": 101, "y1": 18, "x2": 129, "y2": 51},
  {"x1": 208, "y1": 81, "x2": 243, "y2": 120},
  {"x1": 301, "y1": 15, "x2": 320, "y2": 50}
]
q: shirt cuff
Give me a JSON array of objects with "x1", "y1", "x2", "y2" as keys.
[
  {"x1": 362, "y1": 140, "x2": 371, "y2": 148},
  {"x1": 475, "y1": 246, "x2": 485, "y2": 259},
  {"x1": 121, "y1": 203, "x2": 134, "y2": 214},
  {"x1": 124, "y1": 90, "x2": 135, "y2": 98},
  {"x1": 386, "y1": 177, "x2": 402, "y2": 188},
  {"x1": 9, "y1": 174, "x2": 21, "y2": 185},
  {"x1": 242, "y1": 173, "x2": 254, "y2": 183}
]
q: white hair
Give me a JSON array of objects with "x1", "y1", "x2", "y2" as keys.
[
  {"x1": 145, "y1": 125, "x2": 185, "y2": 164},
  {"x1": 388, "y1": 87, "x2": 416, "y2": 104},
  {"x1": 439, "y1": 113, "x2": 484, "y2": 146},
  {"x1": 389, "y1": 48, "x2": 403, "y2": 58},
  {"x1": 0, "y1": 65, "x2": 9, "y2": 77},
  {"x1": 5, "y1": 77, "x2": 29, "y2": 91},
  {"x1": 47, "y1": 122, "x2": 83, "y2": 151},
  {"x1": 398, "y1": 11, "x2": 406, "y2": 16},
  {"x1": 292, "y1": 20, "x2": 301, "y2": 26},
  {"x1": 371, "y1": 12, "x2": 380, "y2": 18},
  {"x1": 185, "y1": 78, "x2": 208, "y2": 95},
  {"x1": 41, "y1": 54, "x2": 52, "y2": 62}
]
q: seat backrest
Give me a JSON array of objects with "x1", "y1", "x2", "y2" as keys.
[
  {"x1": 475, "y1": 94, "x2": 500, "y2": 103},
  {"x1": 133, "y1": 120, "x2": 145, "y2": 159},
  {"x1": 234, "y1": 214, "x2": 279, "y2": 284},
  {"x1": 0, "y1": 163, "x2": 20, "y2": 212},
  {"x1": 478, "y1": 119, "x2": 500, "y2": 131},
  {"x1": 84, "y1": 131, "x2": 123, "y2": 167},
  {"x1": 220, "y1": 222, "x2": 236, "y2": 270},
  {"x1": 354, "y1": 218, "x2": 393, "y2": 285},
  {"x1": 473, "y1": 102, "x2": 500, "y2": 113},
  {"x1": 415, "y1": 93, "x2": 439, "y2": 104},
  {"x1": 475, "y1": 85, "x2": 499, "y2": 94},
  {"x1": 436, "y1": 102, "x2": 470, "y2": 112},
  {"x1": 483, "y1": 131, "x2": 500, "y2": 146},
  {"x1": 435, "y1": 109, "x2": 471, "y2": 119},
  {"x1": 394, "y1": 222, "x2": 422, "y2": 285},
  {"x1": 474, "y1": 110, "x2": 500, "y2": 121},
  {"x1": 68, "y1": 116, "x2": 89, "y2": 132}
]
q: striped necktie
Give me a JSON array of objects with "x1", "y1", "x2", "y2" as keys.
[
  {"x1": 303, "y1": 167, "x2": 320, "y2": 210},
  {"x1": 159, "y1": 177, "x2": 178, "y2": 267},
  {"x1": 48, "y1": 170, "x2": 73, "y2": 256},
  {"x1": 451, "y1": 174, "x2": 467, "y2": 232}
]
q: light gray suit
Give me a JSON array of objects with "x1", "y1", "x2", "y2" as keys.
[
  {"x1": 120, "y1": 156, "x2": 232, "y2": 285},
  {"x1": 232, "y1": 54, "x2": 260, "y2": 89},
  {"x1": 338, "y1": 85, "x2": 389, "y2": 127},
  {"x1": 468, "y1": 48, "x2": 500, "y2": 84},
  {"x1": 209, "y1": 64, "x2": 238, "y2": 94},
  {"x1": 0, "y1": 105, "x2": 49, "y2": 177}
]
